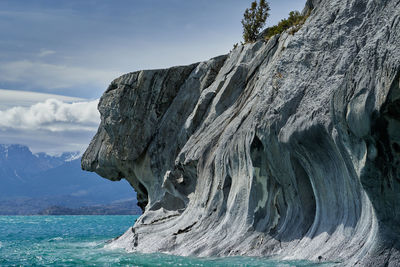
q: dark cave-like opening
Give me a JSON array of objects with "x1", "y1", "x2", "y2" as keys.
[
  {"x1": 136, "y1": 182, "x2": 149, "y2": 212},
  {"x1": 291, "y1": 156, "x2": 316, "y2": 235}
]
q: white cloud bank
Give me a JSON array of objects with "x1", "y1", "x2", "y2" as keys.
[
  {"x1": 0, "y1": 90, "x2": 101, "y2": 154},
  {"x1": 0, "y1": 98, "x2": 100, "y2": 132},
  {"x1": 0, "y1": 89, "x2": 83, "y2": 110}
]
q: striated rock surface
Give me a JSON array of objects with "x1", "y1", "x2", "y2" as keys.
[{"x1": 82, "y1": 0, "x2": 400, "y2": 265}]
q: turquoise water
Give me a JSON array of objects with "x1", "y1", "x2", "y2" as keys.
[{"x1": 0, "y1": 216, "x2": 332, "y2": 266}]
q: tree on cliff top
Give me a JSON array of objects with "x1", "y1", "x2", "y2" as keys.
[{"x1": 242, "y1": 0, "x2": 270, "y2": 43}]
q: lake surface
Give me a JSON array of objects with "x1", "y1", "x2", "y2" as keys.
[{"x1": 0, "y1": 215, "x2": 333, "y2": 266}]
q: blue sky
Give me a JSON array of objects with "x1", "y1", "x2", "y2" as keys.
[{"x1": 0, "y1": 0, "x2": 306, "y2": 153}]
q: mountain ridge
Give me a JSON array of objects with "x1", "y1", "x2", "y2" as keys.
[{"x1": 0, "y1": 144, "x2": 139, "y2": 215}]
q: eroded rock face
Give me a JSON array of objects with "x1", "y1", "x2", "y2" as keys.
[{"x1": 82, "y1": 0, "x2": 400, "y2": 265}]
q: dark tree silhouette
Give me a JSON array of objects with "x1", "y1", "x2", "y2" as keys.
[{"x1": 242, "y1": 0, "x2": 270, "y2": 42}]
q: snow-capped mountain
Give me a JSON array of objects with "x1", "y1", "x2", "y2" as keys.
[
  {"x1": 0, "y1": 144, "x2": 79, "y2": 181},
  {"x1": 0, "y1": 144, "x2": 139, "y2": 215}
]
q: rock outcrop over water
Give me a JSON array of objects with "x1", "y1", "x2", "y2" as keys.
[{"x1": 82, "y1": 0, "x2": 400, "y2": 265}]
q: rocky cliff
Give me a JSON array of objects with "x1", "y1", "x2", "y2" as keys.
[{"x1": 82, "y1": 0, "x2": 400, "y2": 265}]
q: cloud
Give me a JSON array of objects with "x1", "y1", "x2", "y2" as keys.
[
  {"x1": 0, "y1": 128, "x2": 96, "y2": 154},
  {"x1": 71, "y1": 190, "x2": 88, "y2": 197},
  {"x1": 0, "y1": 98, "x2": 100, "y2": 154},
  {"x1": 0, "y1": 89, "x2": 83, "y2": 110},
  {"x1": 38, "y1": 49, "x2": 56, "y2": 57},
  {"x1": 0, "y1": 98, "x2": 100, "y2": 132},
  {"x1": 0, "y1": 60, "x2": 121, "y2": 92}
]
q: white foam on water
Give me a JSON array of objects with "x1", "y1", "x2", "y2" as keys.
[
  {"x1": 103, "y1": 241, "x2": 126, "y2": 251},
  {"x1": 49, "y1": 237, "x2": 63, "y2": 241},
  {"x1": 85, "y1": 241, "x2": 99, "y2": 247},
  {"x1": 72, "y1": 241, "x2": 102, "y2": 248}
]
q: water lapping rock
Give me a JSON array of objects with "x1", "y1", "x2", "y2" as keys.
[{"x1": 82, "y1": 0, "x2": 400, "y2": 265}]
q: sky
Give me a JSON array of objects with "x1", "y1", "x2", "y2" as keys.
[{"x1": 0, "y1": 0, "x2": 306, "y2": 154}]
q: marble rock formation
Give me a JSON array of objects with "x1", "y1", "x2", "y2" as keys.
[{"x1": 82, "y1": 0, "x2": 400, "y2": 265}]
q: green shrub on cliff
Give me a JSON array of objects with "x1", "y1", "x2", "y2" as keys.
[
  {"x1": 242, "y1": 0, "x2": 270, "y2": 43},
  {"x1": 263, "y1": 10, "x2": 311, "y2": 41}
]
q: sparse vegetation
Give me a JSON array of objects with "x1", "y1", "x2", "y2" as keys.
[
  {"x1": 241, "y1": 0, "x2": 270, "y2": 43},
  {"x1": 263, "y1": 10, "x2": 311, "y2": 41}
]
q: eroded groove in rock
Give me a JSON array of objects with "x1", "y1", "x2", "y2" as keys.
[{"x1": 82, "y1": 0, "x2": 400, "y2": 265}]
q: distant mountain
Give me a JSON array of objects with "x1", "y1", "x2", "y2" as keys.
[
  {"x1": 0, "y1": 144, "x2": 68, "y2": 187},
  {"x1": 0, "y1": 144, "x2": 140, "y2": 215},
  {"x1": 0, "y1": 144, "x2": 78, "y2": 177}
]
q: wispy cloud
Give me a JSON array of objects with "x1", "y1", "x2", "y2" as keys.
[
  {"x1": 38, "y1": 49, "x2": 56, "y2": 57},
  {"x1": 0, "y1": 98, "x2": 100, "y2": 132},
  {"x1": 0, "y1": 60, "x2": 120, "y2": 92}
]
